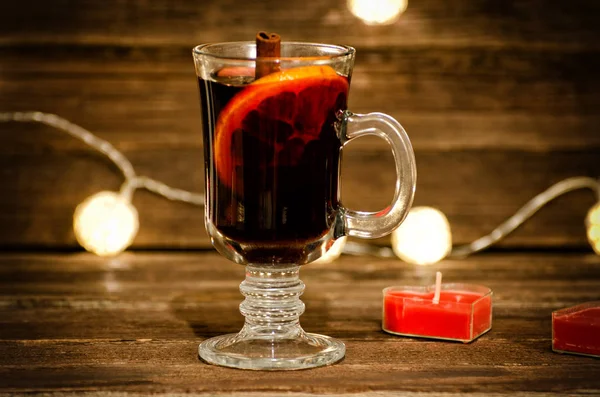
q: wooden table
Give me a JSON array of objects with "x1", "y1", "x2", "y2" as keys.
[{"x1": 1, "y1": 251, "x2": 599, "y2": 396}]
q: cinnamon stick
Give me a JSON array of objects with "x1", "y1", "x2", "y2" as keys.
[{"x1": 255, "y1": 31, "x2": 281, "y2": 79}]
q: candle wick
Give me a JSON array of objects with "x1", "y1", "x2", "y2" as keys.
[{"x1": 433, "y1": 271, "x2": 442, "y2": 304}]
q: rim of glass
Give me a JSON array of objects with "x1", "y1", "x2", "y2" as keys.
[{"x1": 193, "y1": 41, "x2": 355, "y2": 61}]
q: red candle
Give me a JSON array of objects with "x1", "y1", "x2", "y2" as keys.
[
  {"x1": 552, "y1": 301, "x2": 600, "y2": 358},
  {"x1": 383, "y1": 273, "x2": 492, "y2": 343}
]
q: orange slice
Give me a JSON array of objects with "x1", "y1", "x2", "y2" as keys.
[{"x1": 214, "y1": 65, "x2": 349, "y2": 188}]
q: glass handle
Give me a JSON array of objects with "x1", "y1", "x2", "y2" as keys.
[{"x1": 339, "y1": 111, "x2": 417, "y2": 239}]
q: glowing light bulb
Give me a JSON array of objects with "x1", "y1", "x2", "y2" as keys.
[
  {"x1": 586, "y1": 202, "x2": 600, "y2": 255},
  {"x1": 391, "y1": 206, "x2": 452, "y2": 265},
  {"x1": 347, "y1": 0, "x2": 408, "y2": 25},
  {"x1": 73, "y1": 191, "x2": 139, "y2": 256},
  {"x1": 314, "y1": 237, "x2": 348, "y2": 264}
]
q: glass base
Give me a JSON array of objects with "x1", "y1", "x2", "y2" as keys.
[
  {"x1": 199, "y1": 329, "x2": 345, "y2": 370},
  {"x1": 198, "y1": 264, "x2": 345, "y2": 370}
]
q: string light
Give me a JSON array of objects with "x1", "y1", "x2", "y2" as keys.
[
  {"x1": 315, "y1": 177, "x2": 600, "y2": 264},
  {"x1": 450, "y1": 176, "x2": 600, "y2": 259},
  {"x1": 1, "y1": 111, "x2": 599, "y2": 262},
  {"x1": 73, "y1": 191, "x2": 139, "y2": 256},
  {"x1": 0, "y1": 111, "x2": 204, "y2": 256},
  {"x1": 347, "y1": 0, "x2": 408, "y2": 25},
  {"x1": 391, "y1": 207, "x2": 452, "y2": 265},
  {"x1": 586, "y1": 202, "x2": 600, "y2": 255}
]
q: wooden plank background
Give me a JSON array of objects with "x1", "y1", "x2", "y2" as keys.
[{"x1": 1, "y1": 0, "x2": 599, "y2": 249}]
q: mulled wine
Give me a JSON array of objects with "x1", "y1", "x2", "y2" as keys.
[{"x1": 198, "y1": 68, "x2": 349, "y2": 263}]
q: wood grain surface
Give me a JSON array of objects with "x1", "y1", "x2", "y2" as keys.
[
  {"x1": 0, "y1": 251, "x2": 599, "y2": 395},
  {"x1": 1, "y1": 0, "x2": 600, "y2": 249},
  {"x1": 2, "y1": 0, "x2": 600, "y2": 47}
]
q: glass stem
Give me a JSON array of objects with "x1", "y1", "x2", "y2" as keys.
[{"x1": 239, "y1": 264, "x2": 306, "y2": 338}]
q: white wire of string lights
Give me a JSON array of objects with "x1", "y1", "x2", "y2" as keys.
[
  {"x1": 2, "y1": 111, "x2": 599, "y2": 261},
  {"x1": 1, "y1": 111, "x2": 204, "y2": 256}
]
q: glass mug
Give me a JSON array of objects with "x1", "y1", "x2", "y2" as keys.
[{"x1": 193, "y1": 41, "x2": 416, "y2": 370}]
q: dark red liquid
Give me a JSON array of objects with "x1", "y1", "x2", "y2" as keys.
[{"x1": 198, "y1": 73, "x2": 348, "y2": 263}]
